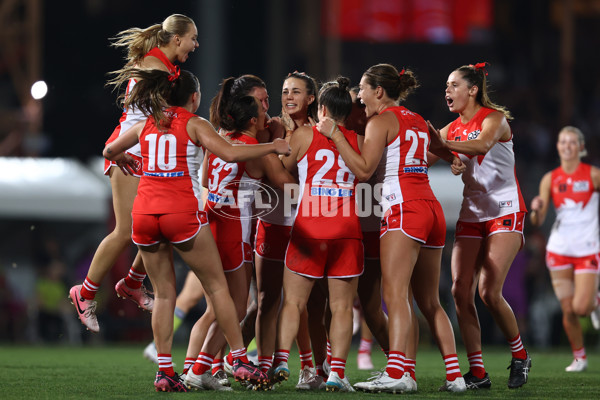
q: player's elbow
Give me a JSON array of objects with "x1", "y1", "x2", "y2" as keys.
[
  {"x1": 220, "y1": 152, "x2": 242, "y2": 163},
  {"x1": 473, "y1": 141, "x2": 494, "y2": 155},
  {"x1": 102, "y1": 148, "x2": 114, "y2": 160},
  {"x1": 356, "y1": 170, "x2": 373, "y2": 182}
]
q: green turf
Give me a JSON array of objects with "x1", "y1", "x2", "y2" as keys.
[{"x1": 2, "y1": 344, "x2": 599, "y2": 399}]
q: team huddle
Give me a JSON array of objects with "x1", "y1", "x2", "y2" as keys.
[{"x1": 69, "y1": 13, "x2": 600, "y2": 393}]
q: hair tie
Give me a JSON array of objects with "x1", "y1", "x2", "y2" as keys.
[
  {"x1": 168, "y1": 66, "x2": 181, "y2": 82},
  {"x1": 399, "y1": 68, "x2": 405, "y2": 77},
  {"x1": 470, "y1": 62, "x2": 488, "y2": 76}
]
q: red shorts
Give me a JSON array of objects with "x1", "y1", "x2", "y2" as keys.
[
  {"x1": 380, "y1": 200, "x2": 446, "y2": 248},
  {"x1": 206, "y1": 208, "x2": 255, "y2": 272},
  {"x1": 254, "y1": 220, "x2": 292, "y2": 261},
  {"x1": 215, "y1": 241, "x2": 253, "y2": 272},
  {"x1": 132, "y1": 210, "x2": 208, "y2": 246},
  {"x1": 546, "y1": 251, "x2": 600, "y2": 274},
  {"x1": 285, "y1": 236, "x2": 364, "y2": 279},
  {"x1": 362, "y1": 230, "x2": 380, "y2": 259},
  {"x1": 455, "y1": 212, "x2": 525, "y2": 246},
  {"x1": 103, "y1": 125, "x2": 143, "y2": 177}
]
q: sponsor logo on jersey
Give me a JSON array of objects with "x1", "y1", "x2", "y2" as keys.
[
  {"x1": 403, "y1": 166, "x2": 428, "y2": 174},
  {"x1": 310, "y1": 187, "x2": 354, "y2": 197},
  {"x1": 467, "y1": 129, "x2": 481, "y2": 140},
  {"x1": 573, "y1": 180, "x2": 589, "y2": 192},
  {"x1": 499, "y1": 200, "x2": 513, "y2": 208},
  {"x1": 144, "y1": 171, "x2": 184, "y2": 177},
  {"x1": 558, "y1": 183, "x2": 567, "y2": 192},
  {"x1": 400, "y1": 109, "x2": 415, "y2": 116},
  {"x1": 207, "y1": 192, "x2": 235, "y2": 204}
]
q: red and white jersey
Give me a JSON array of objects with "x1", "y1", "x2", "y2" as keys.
[
  {"x1": 204, "y1": 132, "x2": 261, "y2": 244},
  {"x1": 376, "y1": 106, "x2": 437, "y2": 214},
  {"x1": 547, "y1": 162, "x2": 599, "y2": 257},
  {"x1": 292, "y1": 126, "x2": 362, "y2": 240},
  {"x1": 447, "y1": 107, "x2": 526, "y2": 222},
  {"x1": 133, "y1": 106, "x2": 204, "y2": 214},
  {"x1": 106, "y1": 48, "x2": 178, "y2": 158}
]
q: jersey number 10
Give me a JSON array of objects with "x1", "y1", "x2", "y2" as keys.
[{"x1": 144, "y1": 133, "x2": 177, "y2": 171}]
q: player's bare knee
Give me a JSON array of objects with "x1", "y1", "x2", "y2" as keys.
[
  {"x1": 478, "y1": 287, "x2": 502, "y2": 309},
  {"x1": 572, "y1": 299, "x2": 594, "y2": 317},
  {"x1": 451, "y1": 280, "x2": 472, "y2": 305},
  {"x1": 415, "y1": 299, "x2": 437, "y2": 316}
]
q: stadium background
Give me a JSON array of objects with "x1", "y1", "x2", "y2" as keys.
[{"x1": 0, "y1": 0, "x2": 598, "y2": 350}]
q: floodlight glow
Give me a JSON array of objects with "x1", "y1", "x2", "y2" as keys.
[{"x1": 31, "y1": 80, "x2": 48, "y2": 100}]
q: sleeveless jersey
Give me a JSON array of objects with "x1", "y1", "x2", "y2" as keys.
[
  {"x1": 547, "y1": 162, "x2": 599, "y2": 256},
  {"x1": 107, "y1": 48, "x2": 178, "y2": 158},
  {"x1": 446, "y1": 107, "x2": 526, "y2": 222},
  {"x1": 292, "y1": 126, "x2": 362, "y2": 240},
  {"x1": 204, "y1": 132, "x2": 261, "y2": 244},
  {"x1": 376, "y1": 106, "x2": 437, "y2": 214},
  {"x1": 133, "y1": 106, "x2": 203, "y2": 214}
]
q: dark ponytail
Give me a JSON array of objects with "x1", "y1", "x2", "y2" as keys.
[
  {"x1": 118, "y1": 67, "x2": 199, "y2": 129},
  {"x1": 363, "y1": 63, "x2": 419, "y2": 102},
  {"x1": 209, "y1": 74, "x2": 266, "y2": 129},
  {"x1": 209, "y1": 77, "x2": 236, "y2": 129},
  {"x1": 318, "y1": 76, "x2": 352, "y2": 122},
  {"x1": 220, "y1": 95, "x2": 259, "y2": 132}
]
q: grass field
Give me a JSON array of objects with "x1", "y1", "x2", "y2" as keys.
[{"x1": 2, "y1": 344, "x2": 599, "y2": 399}]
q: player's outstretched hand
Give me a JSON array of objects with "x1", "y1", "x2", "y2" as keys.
[{"x1": 426, "y1": 120, "x2": 442, "y2": 139}]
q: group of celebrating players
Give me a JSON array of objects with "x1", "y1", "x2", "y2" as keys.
[{"x1": 68, "y1": 13, "x2": 600, "y2": 393}]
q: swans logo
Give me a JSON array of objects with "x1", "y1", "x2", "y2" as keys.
[
  {"x1": 467, "y1": 129, "x2": 481, "y2": 140},
  {"x1": 133, "y1": 159, "x2": 142, "y2": 173},
  {"x1": 573, "y1": 181, "x2": 589, "y2": 192}
]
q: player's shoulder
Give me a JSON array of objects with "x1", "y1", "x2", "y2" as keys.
[
  {"x1": 481, "y1": 108, "x2": 506, "y2": 124},
  {"x1": 187, "y1": 115, "x2": 210, "y2": 127},
  {"x1": 138, "y1": 56, "x2": 169, "y2": 71},
  {"x1": 290, "y1": 125, "x2": 315, "y2": 144}
]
